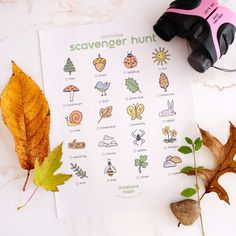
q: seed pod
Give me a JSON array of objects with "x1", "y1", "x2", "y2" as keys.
[{"x1": 170, "y1": 199, "x2": 200, "y2": 226}]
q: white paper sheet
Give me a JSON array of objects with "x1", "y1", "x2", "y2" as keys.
[{"x1": 39, "y1": 18, "x2": 197, "y2": 219}]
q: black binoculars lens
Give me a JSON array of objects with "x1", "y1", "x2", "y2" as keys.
[
  {"x1": 153, "y1": 17, "x2": 175, "y2": 42},
  {"x1": 188, "y1": 51, "x2": 212, "y2": 73}
]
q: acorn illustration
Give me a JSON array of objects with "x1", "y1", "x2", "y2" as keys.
[
  {"x1": 93, "y1": 54, "x2": 106, "y2": 72},
  {"x1": 124, "y1": 52, "x2": 138, "y2": 69}
]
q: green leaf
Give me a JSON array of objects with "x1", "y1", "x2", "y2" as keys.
[
  {"x1": 181, "y1": 188, "x2": 197, "y2": 197},
  {"x1": 34, "y1": 143, "x2": 72, "y2": 191},
  {"x1": 197, "y1": 166, "x2": 204, "y2": 170},
  {"x1": 194, "y1": 137, "x2": 201, "y2": 145},
  {"x1": 181, "y1": 166, "x2": 204, "y2": 174},
  {"x1": 180, "y1": 166, "x2": 193, "y2": 174},
  {"x1": 140, "y1": 155, "x2": 148, "y2": 162},
  {"x1": 178, "y1": 146, "x2": 192, "y2": 154},
  {"x1": 185, "y1": 137, "x2": 193, "y2": 144},
  {"x1": 135, "y1": 159, "x2": 141, "y2": 166},
  {"x1": 125, "y1": 78, "x2": 141, "y2": 93},
  {"x1": 194, "y1": 139, "x2": 203, "y2": 151},
  {"x1": 141, "y1": 162, "x2": 148, "y2": 168}
]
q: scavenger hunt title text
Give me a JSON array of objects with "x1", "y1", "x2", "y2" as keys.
[{"x1": 70, "y1": 34, "x2": 158, "y2": 51}]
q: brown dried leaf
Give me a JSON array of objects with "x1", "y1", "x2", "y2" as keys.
[
  {"x1": 1, "y1": 61, "x2": 50, "y2": 170},
  {"x1": 186, "y1": 122, "x2": 236, "y2": 204}
]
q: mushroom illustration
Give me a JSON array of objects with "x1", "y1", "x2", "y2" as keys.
[{"x1": 63, "y1": 85, "x2": 79, "y2": 102}]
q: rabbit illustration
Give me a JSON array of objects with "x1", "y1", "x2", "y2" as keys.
[{"x1": 159, "y1": 100, "x2": 176, "y2": 117}]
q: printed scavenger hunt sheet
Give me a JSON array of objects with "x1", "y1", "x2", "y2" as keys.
[{"x1": 39, "y1": 19, "x2": 197, "y2": 219}]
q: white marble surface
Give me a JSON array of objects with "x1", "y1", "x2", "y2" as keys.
[{"x1": 1, "y1": 0, "x2": 236, "y2": 235}]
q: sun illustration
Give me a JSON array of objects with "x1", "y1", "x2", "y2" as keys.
[{"x1": 152, "y1": 47, "x2": 170, "y2": 66}]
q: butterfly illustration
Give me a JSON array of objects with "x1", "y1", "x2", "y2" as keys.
[{"x1": 127, "y1": 103, "x2": 145, "y2": 120}]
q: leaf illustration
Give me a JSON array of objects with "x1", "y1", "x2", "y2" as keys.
[
  {"x1": 135, "y1": 159, "x2": 141, "y2": 166},
  {"x1": 98, "y1": 106, "x2": 113, "y2": 124},
  {"x1": 125, "y1": 78, "x2": 141, "y2": 93},
  {"x1": 18, "y1": 143, "x2": 72, "y2": 210},
  {"x1": 1, "y1": 61, "x2": 50, "y2": 190},
  {"x1": 141, "y1": 162, "x2": 148, "y2": 168},
  {"x1": 140, "y1": 155, "x2": 148, "y2": 162},
  {"x1": 185, "y1": 122, "x2": 236, "y2": 204},
  {"x1": 134, "y1": 155, "x2": 148, "y2": 174}
]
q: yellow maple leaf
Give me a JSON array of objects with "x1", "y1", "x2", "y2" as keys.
[
  {"x1": 34, "y1": 143, "x2": 72, "y2": 191},
  {"x1": 1, "y1": 61, "x2": 50, "y2": 190},
  {"x1": 18, "y1": 143, "x2": 72, "y2": 210}
]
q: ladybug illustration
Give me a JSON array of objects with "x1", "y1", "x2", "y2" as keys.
[{"x1": 124, "y1": 52, "x2": 138, "y2": 69}]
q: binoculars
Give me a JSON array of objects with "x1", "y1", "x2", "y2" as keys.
[{"x1": 153, "y1": 0, "x2": 236, "y2": 72}]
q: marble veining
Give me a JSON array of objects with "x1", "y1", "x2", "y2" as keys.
[
  {"x1": 0, "y1": 0, "x2": 123, "y2": 42},
  {"x1": 52, "y1": 0, "x2": 123, "y2": 26},
  {"x1": 0, "y1": 164, "x2": 25, "y2": 190}
]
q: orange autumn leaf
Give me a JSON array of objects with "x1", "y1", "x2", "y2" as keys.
[
  {"x1": 186, "y1": 122, "x2": 236, "y2": 204},
  {"x1": 1, "y1": 61, "x2": 50, "y2": 171}
]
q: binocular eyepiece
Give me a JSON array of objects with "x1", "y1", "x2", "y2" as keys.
[
  {"x1": 153, "y1": 0, "x2": 236, "y2": 73},
  {"x1": 153, "y1": 17, "x2": 176, "y2": 42}
]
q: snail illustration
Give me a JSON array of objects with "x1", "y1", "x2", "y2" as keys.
[{"x1": 66, "y1": 110, "x2": 83, "y2": 126}]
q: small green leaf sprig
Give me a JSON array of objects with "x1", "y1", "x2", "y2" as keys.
[
  {"x1": 178, "y1": 137, "x2": 203, "y2": 197},
  {"x1": 178, "y1": 137, "x2": 205, "y2": 235}
]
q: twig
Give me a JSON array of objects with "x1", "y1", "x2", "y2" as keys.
[
  {"x1": 192, "y1": 144, "x2": 205, "y2": 236},
  {"x1": 17, "y1": 186, "x2": 39, "y2": 210},
  {"x1": 199, "y1": 193, "x2": 206, "y2": 202},
  {"x1": 22, "y1": 170, "x2": 30, "y2": 191}
]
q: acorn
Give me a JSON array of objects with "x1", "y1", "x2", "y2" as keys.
[{"x1": 170, "y1": 199, "x2": 200, "y2": 226}]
